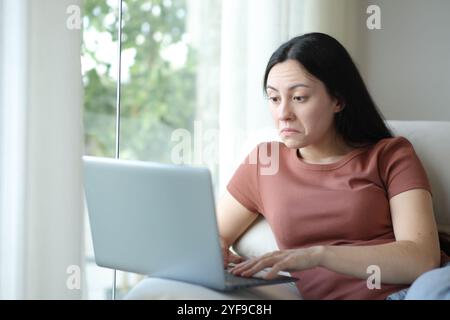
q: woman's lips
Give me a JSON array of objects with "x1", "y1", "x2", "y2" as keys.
[{"x1": 280, "y1": 128, "x2": 301, "y2": 136}]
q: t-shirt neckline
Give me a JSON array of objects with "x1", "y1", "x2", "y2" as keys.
[{"x1": 290, "y1": 145, "x2": 369, "y2": 171}]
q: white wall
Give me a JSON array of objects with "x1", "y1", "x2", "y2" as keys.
[{"x1": 355, "y1": 0, "x2": 450, "y2": 121}]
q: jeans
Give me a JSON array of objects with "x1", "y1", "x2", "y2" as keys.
[{"x1": 386, "y1": 262, "x2": 450, "y2": 300}]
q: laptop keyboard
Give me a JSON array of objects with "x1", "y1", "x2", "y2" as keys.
[{"x1": 224, "y1": 271, "x2": 269, "y2": 286}]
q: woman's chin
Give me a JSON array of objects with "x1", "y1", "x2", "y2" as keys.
[{"x1": 281, "y1": 138, "x2": 305, "y2": 149}]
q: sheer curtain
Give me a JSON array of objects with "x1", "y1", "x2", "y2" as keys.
[
  {"x1": 0, "y1": 0, "x2": 84, "y2": 299},
  {"x1": 218, "y1": 0, "x2": 360, "y2": 192}
]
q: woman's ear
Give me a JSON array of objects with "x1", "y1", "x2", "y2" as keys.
[{"x1": 333, "y1": 98, "x2": 345, "y2": 113}]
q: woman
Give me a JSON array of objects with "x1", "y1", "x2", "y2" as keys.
[{"x1": 219, "y1": 32, "x2": 450, "y2": 300}]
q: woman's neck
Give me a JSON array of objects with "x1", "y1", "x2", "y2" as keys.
[{"x1": 298, "y1": 133, "x2": 355, "y2": 164}]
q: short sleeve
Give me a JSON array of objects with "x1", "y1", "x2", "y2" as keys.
[
  {"x1": 379, "y1": 136, "x2": 432, "y2": 199},
  {"x1": 226, "y1": 144, "x2": 264, "y2": 214}
]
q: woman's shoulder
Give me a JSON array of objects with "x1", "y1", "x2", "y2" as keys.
[
  {"x1": 366, "y1": 136, "x2": 419, "y2": 167},
  {"x1": 369, "y1": 136, "x2": 414, "y2": 153}
]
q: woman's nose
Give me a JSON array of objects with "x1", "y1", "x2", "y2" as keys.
[{"x1": 278, "y1": 101, "x2": 294, "y2": 120}]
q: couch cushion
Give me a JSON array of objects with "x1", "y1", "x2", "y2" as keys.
[{"x1": 233, "y1": 215, "x2": 279, "y2": 257}]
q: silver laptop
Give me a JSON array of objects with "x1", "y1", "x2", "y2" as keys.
[{"x1": 83, "y1": 156, "x2": 298, "y2": 291}]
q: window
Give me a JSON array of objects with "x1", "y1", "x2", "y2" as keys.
[{"x1": 82, "y1": 0, "x2": 221, "y2": 299}]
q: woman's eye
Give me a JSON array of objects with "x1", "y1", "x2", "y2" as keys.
[
  {"x1": 293, "y1": 96, "x2": 306, "y2": 102},
  {"x1": 269, "y1": 97, "x2": 279, "y2": 103}
]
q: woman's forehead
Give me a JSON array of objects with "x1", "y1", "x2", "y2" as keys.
[{"x1": 267, "y1": 60, "x2": 316, "y2": 88}]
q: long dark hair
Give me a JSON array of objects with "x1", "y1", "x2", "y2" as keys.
[{"x1": 263, "y1": 32, "x2": 393, "y2": 147}]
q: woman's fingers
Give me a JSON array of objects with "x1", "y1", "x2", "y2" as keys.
[
  {"x1": 263, "y1": 259, "x2": 290, "y2": 279},
  {"x1": 231, "y1": 252, "x2": 284, "y2": 277},
  {"x1": 223, "y1": 249, "x2": 244, "y2": 267},
  {"x1": 230, "y1": 249, "x2": 317, "y2": 278},
  {"x1": 228, "y1": 252, "x2": 244, "y2": 264},
  {"x1": 240, "y1": 258, "x2": 277, "y2": 277},
  {"x1": 231, "y1": 258, "x2": 256, "y2": 272}
]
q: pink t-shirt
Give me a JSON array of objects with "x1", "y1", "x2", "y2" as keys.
[{"x1": 227, "y1": 136, "x2": 441, "y2": 300}]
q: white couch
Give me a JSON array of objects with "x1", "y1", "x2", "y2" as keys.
[{"x1": 125, "y1": 120, "x2": 450, "y2": 299}]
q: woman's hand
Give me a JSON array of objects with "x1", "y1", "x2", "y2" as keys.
[
  {"x1": 220, "y1": 237, "x2": 244, "y2": 268},
  {"x1": 230, "y1": 246, "x2": 325, "y2": 279}
]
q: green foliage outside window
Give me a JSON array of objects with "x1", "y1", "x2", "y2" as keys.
[{"x1": 82, "y1": 0, "x2": 197, "y2": 162}]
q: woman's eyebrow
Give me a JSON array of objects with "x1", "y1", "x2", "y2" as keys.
[{"x1": 266, "y1": 83, "x2": 311, "y2": 92}]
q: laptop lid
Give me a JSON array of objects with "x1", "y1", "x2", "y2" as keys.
[{"x1": 83, "y1": 156, "x2": 227, "y2": 290}]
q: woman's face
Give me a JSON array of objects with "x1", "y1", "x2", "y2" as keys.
[{"x1": 266, "y1": 59, "x2": 343, "y2": 149}]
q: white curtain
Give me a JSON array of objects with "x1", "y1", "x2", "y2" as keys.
[
  {"x1": 218, "y1": 0, "x2": 360, "y2": 192},
  {"x1": 0, "y1": 0, "x2": 84, "y2": 299}
]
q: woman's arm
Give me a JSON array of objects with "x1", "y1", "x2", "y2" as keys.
[
  {"x1": 319, "y1": 189, "x2": 440, "y2": 284},
  {"x1": 217, "y1": 190, "x2": 259, "y2": 265},
  {"x1": 231, "y1": 189, "x2": 441, "y2": 284}
]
